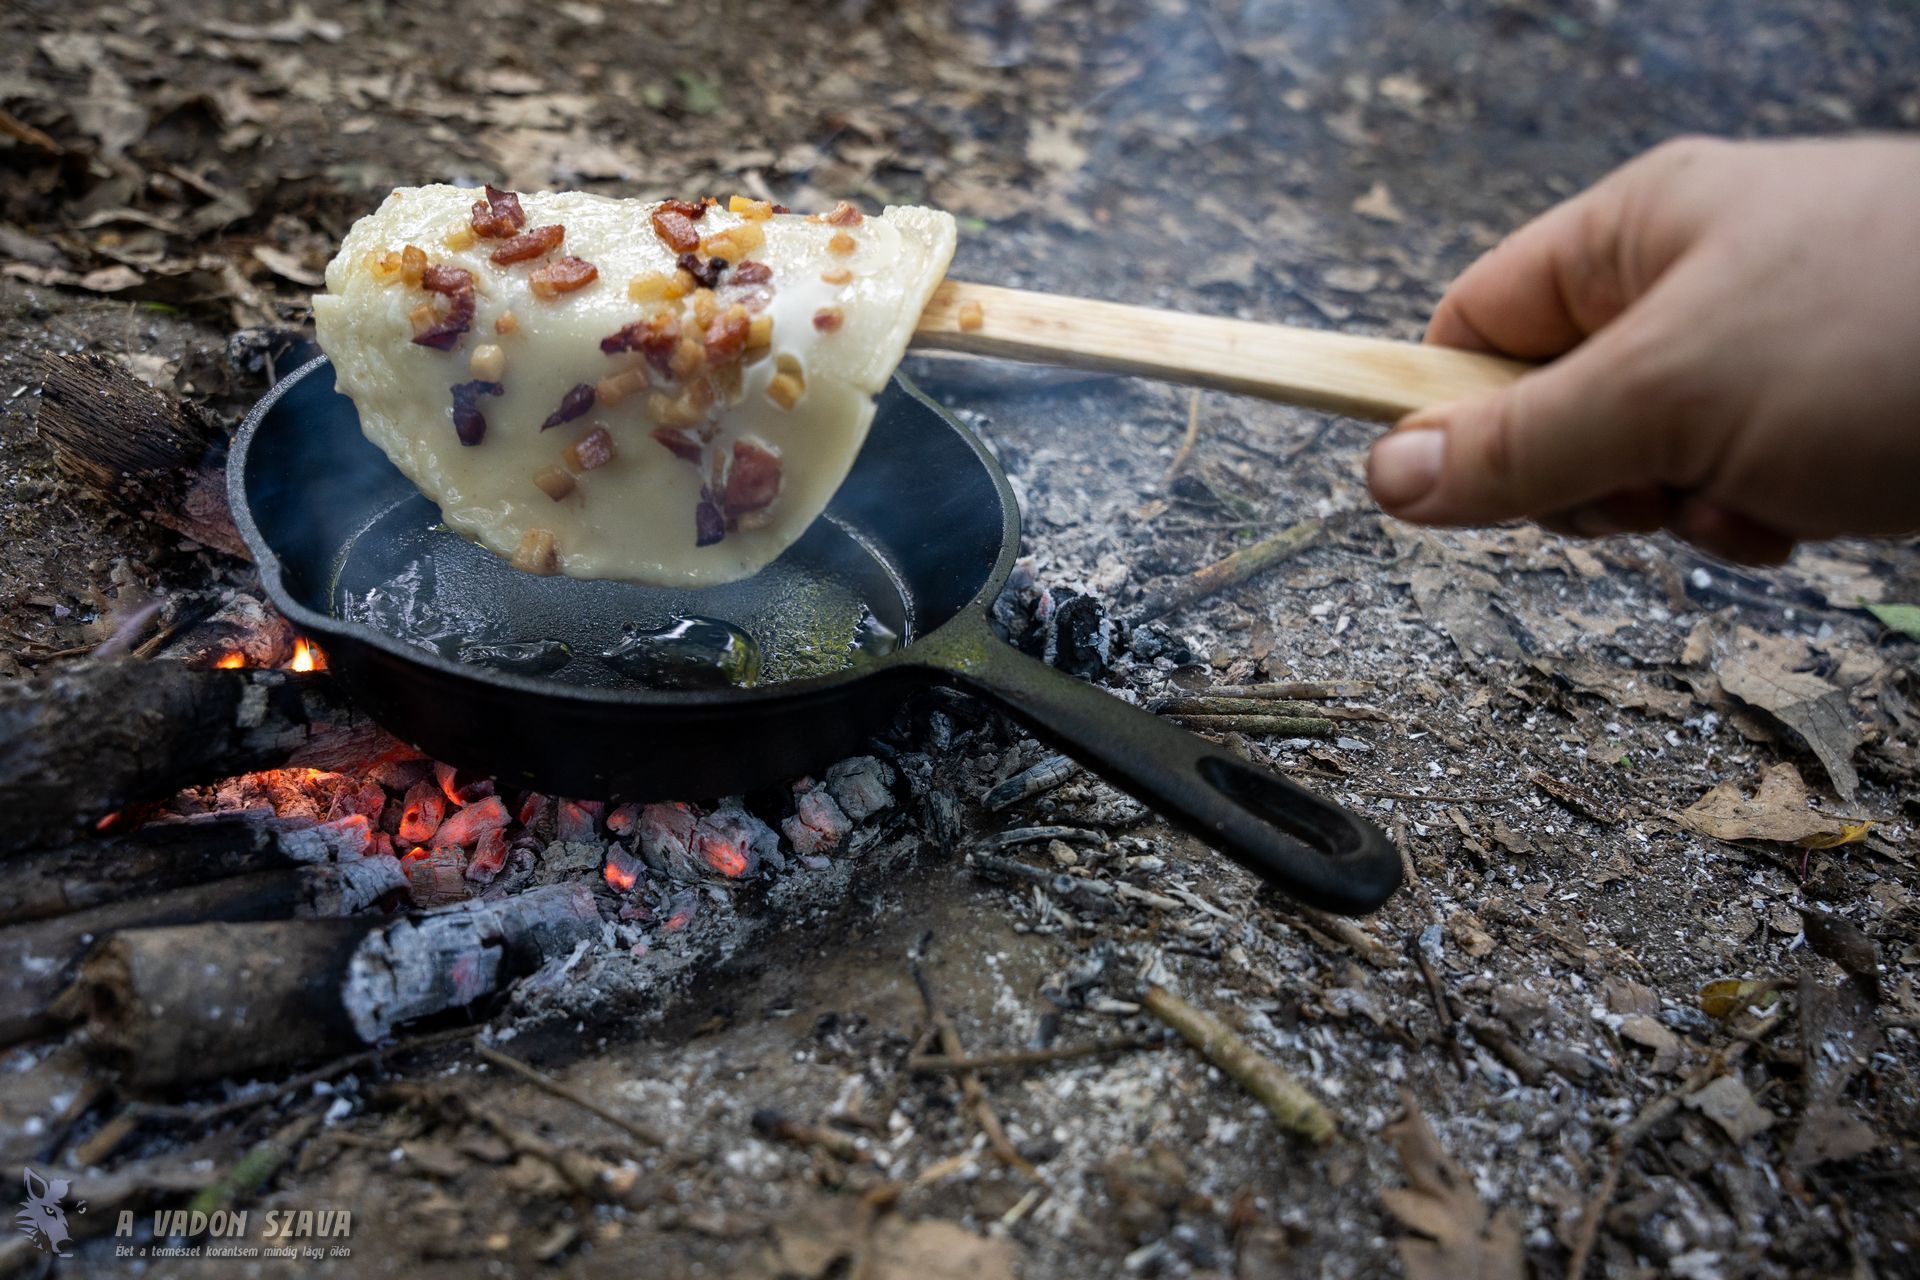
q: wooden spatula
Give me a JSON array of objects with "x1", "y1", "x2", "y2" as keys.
[{"x1": 914, "y1": 280, "x2": 1525, "y2": 423}]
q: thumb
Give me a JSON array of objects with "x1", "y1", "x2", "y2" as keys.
[{"x1": 1367, "y1": 319, "x2": 1677, "y2": 526}]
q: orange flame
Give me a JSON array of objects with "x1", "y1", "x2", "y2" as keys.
[
  {"x1": 214, "y1": 652, "x2": 247, "y2": 669},
  {"x1": 290, "y1": 637, "x2": 323, "y2": 672},
  {"x1": 603, "y1": 860, "x2": 637, "y2": 893}
]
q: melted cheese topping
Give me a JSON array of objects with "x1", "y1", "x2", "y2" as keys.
[{"x1": 313, "y1": 186, "x2": 955, "y2": 586}]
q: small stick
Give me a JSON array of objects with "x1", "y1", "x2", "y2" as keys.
[
  {"x1": 474, "y1": 1040, "x2": 664, "y2": 1148},
  {"x1": 1140, "y1": 985, "x2": 1333, "y2": 1144},
  {"x1": 910, "y1": 960, "x2": 1042, "y2": 1179},
  {"x1": 751, "y1": 1109, "x2": 872, "y2": 1164},
  {"x1": 1127, "y1": 518, "x2": 1324, "y2": 626},
  {"x1": 1162, "y1": 388, "x2": 1203, "y2": 489},
  {"x1": 1288, "y1": 906, "x2": 1399, "y2": 969},
  {"x1": 980, "y1": 825, "x2": 1105, "y2": 850},
  {"x1": 1410, "y1": 940, "x2": 1467, "y2": 1079},
  {"x1": 909, "y1": 1037, "x2": 1165, "y2": 1074},
  {"x1": 984, "y1": 755, "x2": 1080, "y2": 812},
  {"x1": 1151, "y1": 696, "x2": 1386, "y2": 722},
  {"x1": 1204, "y1": 681, "x2": 1375, "y2": 700},
  {"x1": 1166, "y1": 713, "x2": 1336, "y2": 737}
]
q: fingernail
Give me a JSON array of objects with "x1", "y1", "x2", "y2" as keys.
[{"x1": 1369, "y1": 427, "x2": 1445, "y2": 509}]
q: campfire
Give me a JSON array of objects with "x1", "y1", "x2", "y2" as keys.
[{"x1": 0, "y1": 362, "x2": 917, "y2": 1092}]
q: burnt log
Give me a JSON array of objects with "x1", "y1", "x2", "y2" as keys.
[
  {"x1": 73, "y1": 883, "x2": 602, "y2": 1089},
  {"x1": 0, "y1": 660, "x2": 408, "y2": 855},
  {"x1": 1, "y1": 856, "x2": 407, "y2": 1047},
  {"x1": 36, "y1": 351, "x2": 248, "y2": 558}
]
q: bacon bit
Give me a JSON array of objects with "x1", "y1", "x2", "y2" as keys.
[
  {"x1": 534, "y1": 465, "x2": 576, "y2": 500},
  {"x1": 652, "y1": 426, "x2": 704, "y2": 462},
  {"x1": 704, "y1": 305, "x2": 751, "y2": 364},
  {"x1": 684, "y1": 376, "x2": 715, "y2": 413},
  {"x1": 958, "y1": 299, "x2": 985, "y2": 332},
  {"x1": 824, "y1": 200, "x2": 864, "y2": 226},
  {"x1": 819, "y1": 266, "x2": 853, "y2": 285},
  {"x1": 512, "y1": 528, "x2": 558, "y2": 574},
  {"x1": 494, "y1": 309, "x2": 519, "y2": 335},
  {"x1": 470, "y1": 185, "x2": 526, "y2": 238},
  {"x1": 449, "y1": 378, "x2": 503, "y2": 445},
  {"x1": 731, "y1": 259, "x2": 772, "y2": 285},
  {"x1": 540, "y1": 382, "x2": 596, "y2": 430},
  {"x1": 565, "y1": 426, "x2": 615, "y2": 472},
  {"x1": 676, "y1": 252, "x2": 727, "y2": 290},
  {"x1": 827, "y1": 231, "x2": 857, "y2": 255},
  {"x1": 721, "y1": 438, "x2": 782, "y2": 517},
  {"x1": 772, "y1": 203, "x2": 791, "y2": 213},
  {"x1": 728, "y1": 194, "x2": 774, "y2": 220},
  {"x1": 444, "y1": 224, "x2": 477, "y2": 251},
  {"x1": 596, "y1": 365, "x2": 649, "y2": 405},
  {"x1": 528, "y1": 255, "x2": 598, "y2": 299},
  {"x1": 695, "y1": 496, "x2": 726, "y2": 547},
  {"x1": 469, "y1": 342, "x2": 506, "y2": 382},
  {"x1": 812, "y1": 305, "x2": 845, "y2": 333},
  {"x1": 766, "y1": 372, "x2": 804, "y2": 410},
  {"x1": 370, "y1": 249, "x2": 404, "y2": 283},
  {"x1": 490, "y1": 224, "x2": 565, "y2": 265},
  {"x1": 413, "y1": 263, "x2": 477, "y2": 349},
  {"x1": 401, "y1": 244, "x2": 429, "y2": 285},
  {"x1": 659, "y1": 198, "x2": 707, "y2": 220},
  {"x1": 651, "y1": 207, "x2": 701, "y2": 253},
  {"x1": 602, "y1": 311, "x2": 683, "y2": 374}
]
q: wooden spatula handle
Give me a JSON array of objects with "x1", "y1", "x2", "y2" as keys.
[{"x1": 913, "y1": 280, "x2": 1526, "y2": 423}]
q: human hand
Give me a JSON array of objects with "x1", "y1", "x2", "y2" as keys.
[{"x1": 1366, "y1": 136, "x2": 1920, "y2": 564}]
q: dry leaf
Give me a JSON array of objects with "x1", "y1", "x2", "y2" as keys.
[
  {"x1": 1380, "y1": 1091, "x2": 1524, "y2": 1280},
  {"x1": 1351, "y1": 180, "x2": 1404, "y2": 223},
  {"x1": 1698, "y1": 979, "x2": 1783, "y2": 1020},
  {"x1": 1673, "y1": 763, "x2": 1860, "y2": 846},
  {"x1": 1684, "y1": 1075, "x2": 1774, "y2": 1143},
  {"x1": 251, "y1": 245, "x2": 324, "y2": 287},
  {"x1": 1406, "y1": 566, "x2": 1526, "y2": 669},
  {"x1": 1713, "y1": 628, "x2": 1863, "y2": 800}
]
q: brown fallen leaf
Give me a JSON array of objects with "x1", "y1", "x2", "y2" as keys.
[
  {"x1": 1380, "y1": 1091, "x2": 1524, "y2": 1280},
  {"x1": 251, "y1": 245, "x2": 324, "y2": 288},
  {"x1": 1713, "y1": 627, "x2": 1863, "y2": 801},
  {"x1": 1684, "y1": 1075, "x2": 1774, "y2": 1143},
  {"x1": 1672, "y1": 763, "x2": 1862, "y2": 846}
]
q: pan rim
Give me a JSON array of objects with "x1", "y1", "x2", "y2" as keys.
[{"x1": 227, "y1": 355, "x2": 1023, "y2": 709}]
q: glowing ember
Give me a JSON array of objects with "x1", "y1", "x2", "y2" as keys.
[
  {"x1": 701, "y1": 839, "x2": 748, "y2": 878},
  {"x1": 215, "y1": 652, "x2": 247, "y2": 669},
  {"x1": 290, "y1": 637, "x2": 324, "y2": 672},
  {"x1": 604, "y1": 860, "x2": 637, "y2": 892}
]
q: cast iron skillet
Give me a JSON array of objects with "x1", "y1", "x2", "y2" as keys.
[{"x1": 229, "y1": 357, "x2": 1401, "y2": 914}]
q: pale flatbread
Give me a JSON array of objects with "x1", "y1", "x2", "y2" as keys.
[{"x1": 313, "y1": 186, "x2": 955, "y2": 586}]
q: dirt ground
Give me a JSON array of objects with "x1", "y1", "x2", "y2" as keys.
[{"x1": 2, "y1": 0, "x2": 1919, "y2": 1277}]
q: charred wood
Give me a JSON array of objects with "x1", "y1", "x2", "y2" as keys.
[
  {"x1": 72, "y1": 884, "x2": 601, "y2": 1089},
  {"x1": 0, "y1": 660, "x2": 402, "y2": 854},
  {"x1": 1, "y1": 857, "x2": 405, "y2": 1048},
  {"x1": 36, "y1": 352, "x2": 248, "y2": 558}
]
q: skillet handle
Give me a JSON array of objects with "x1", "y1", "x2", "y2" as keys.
[{"x1": 918, "y1": 636, "x2": 1402, "y2": 915}]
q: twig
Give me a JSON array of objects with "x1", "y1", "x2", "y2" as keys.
[
  {"x1": 751, "y1": 1109, "x2": 873, "y2": 1164},
  {"x1": 1140, "y1": 985, "x2": 1333, "y2": 1143},
  {"x1": 1162, "y1": 389, "x2": 1203, "y2": 489},
  {"x1": 1286, "y1": 906, "x2": 1400, "y2": 969},
  {"x1": 1410, "y1": 939, "x2": 1467, "y2": 1079},
  {"x1": 980, "y1": 825, "x2": 1105, "y2": 850},
  {"x1": 1563, "y1": 1012, "x2": 1785, "y2": 1279},
  {"x1": 1166, "y1": 713, "x2": 1336, "y2": 737},
  {"x1": 1127, "y1": 518, "x2": 1324, "y2": 625},
  {"x1": 474, "y1": 1040, "x2": 665, "y2": 1148},
  {"x1": 128, "y1": 1025, "x2": 474, "y2": 1125},
  {"x1": 1153, "y1": 695, "x2": 1385, "y2": 722},
  {"x1": 1202, "y1": 681, "x2": 1376, "y2": 700},
  {"x1": 909, "y1": 1037, "x2": 1165, "y2": 1073},
  {"x1": 984, "y1": 755, "x2": 1079, "y2": 812},
  {"x1": 910, "y1": 959, "x2": 1042, "y2": 1179}
]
